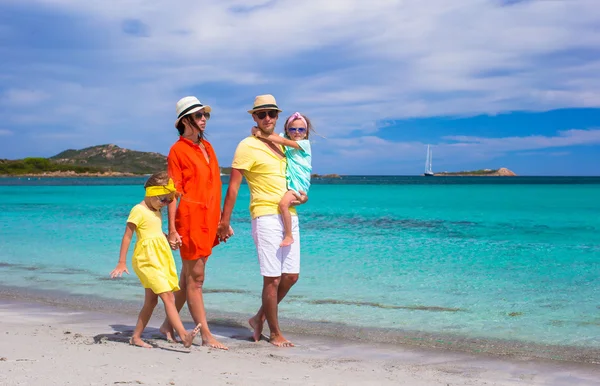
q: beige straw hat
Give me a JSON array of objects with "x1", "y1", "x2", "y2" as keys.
[
  {"x1": 174, "y1": 96, "x2": 211, "y2": 128},
  {"x1": 247, "y1": 94, "x2": 283, "y2": 114}
]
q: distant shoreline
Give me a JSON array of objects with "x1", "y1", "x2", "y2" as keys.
[
  {"x1": 432, "y1": 167, "x2": 517, "y2": 177},
  {"x1": 0, "y1": 171, "x2": 142, "y2": 178}
]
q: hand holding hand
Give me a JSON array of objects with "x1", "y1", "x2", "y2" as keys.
[
  {"x1": 217, "y1": 222, "x2": 234, "y2": 242},
  {"x1": 110, "y1": 263, "x2": 129, "y2": 278},
  {"x1": 168, "y1": 231, "x2": 182, "y2": 250}
]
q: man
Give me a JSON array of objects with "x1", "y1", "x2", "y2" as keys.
[{"x1": 217, "y1": 94, "x2": 307, "y2": 347}]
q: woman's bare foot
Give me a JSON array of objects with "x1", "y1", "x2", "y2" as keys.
[
  {"x1": 269, "y1": 333, "x2": 294, "y2": 347},
  {"x1": 159, "y1": 323, "x2": 179, "y2": 343},
  {"x1": 181, "y1": 323, "x2": 202, "y2": 348},
  {"x1": 129, "y1": 337, "x2": 152, "y2": 348},
  {"x1": 248, "y1": 315, "x2": 264, "y2": 342},
  {"x1": 279, "y1": 236, "x2": 294, "y2": 247},
  {"x1": 202, "y1": 333, "x2": 228, "y2": 350}
]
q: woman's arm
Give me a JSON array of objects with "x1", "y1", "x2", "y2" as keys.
[{"x1": 167, "y1": 150, "x2": 183, "y2": 248}]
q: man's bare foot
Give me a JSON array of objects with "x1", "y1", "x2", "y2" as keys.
[
  {"x1": 181, "y1": 323, "x2": 202, "y2": 348},
  {"x1": 280, "y1": 236, "x2": 294, "y2": 247},
  {"x1": 269, "y1": 334, "x2": 294, "y2": 347},
  {"x1": 202, "y1": 333, "x2": 228, "y2": 350},
  {"x1": 248, "y1": 315, "x2": 264, "y2": 342},
  {"x1": 159, "y1": 323, "x2": 179, "y2": 343},
  {"x1": 129, "y1": 337, "x2": 152, "y2": 348}
]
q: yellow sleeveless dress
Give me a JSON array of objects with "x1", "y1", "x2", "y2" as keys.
[{"x1": 127, "y1": 204, "x2": 180, "y2": 294}]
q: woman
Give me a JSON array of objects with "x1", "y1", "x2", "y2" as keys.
[{"x1": 159, "y1": 96, "x2": 228, "y2": 350}]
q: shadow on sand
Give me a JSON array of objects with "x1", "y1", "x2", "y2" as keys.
[{"x1": 94, "y1": 320, "x2": 259, "y2": 352}]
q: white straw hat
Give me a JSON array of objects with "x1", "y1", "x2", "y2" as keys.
[{"x1": 175, "y1": 96, "x2": 211, "y2": 128}]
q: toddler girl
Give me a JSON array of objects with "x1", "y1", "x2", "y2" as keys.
[{"x1": 253, "y1": 112, "x2": 312, "y2": 247}]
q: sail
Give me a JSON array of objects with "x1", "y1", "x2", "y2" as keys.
[{"x1": 424, "y1": 145, "x2": 433, "y2": 176}]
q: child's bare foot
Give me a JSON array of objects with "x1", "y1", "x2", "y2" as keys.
[
  {"x1": 202, "y1": 333, "x2": 229, "y2": 350},
  {"x1": 248, "y1": 315, "x2": 264, "y2": 342},
  {"x1": 181, "y1": 323, "x2": 202, "y2": 348},
  {"x1": 159, "y1": 323, "x2": 179, "y2": 343},
  {"x1": 129, "y1": 337, "x2": 152, "y2": 348},
  {"x1": 269, "y1": 333, "x2": 294, "y2": 347},
  {"x1": 280, "y1": 236, "x2": 294, "y2": 247}
]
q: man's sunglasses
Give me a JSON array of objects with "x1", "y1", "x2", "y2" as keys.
[
  {"x1": 255, "y1": 110, "x2": 279, "y2": 120},
  {"x1": 194, "y1": 112, "x2": 211, "y2": 120},
  {"x1": 287, "y1": 127, "x2": 307, "y2": 133}
]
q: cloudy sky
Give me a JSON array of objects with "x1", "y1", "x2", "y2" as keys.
[{"x1": 1, "y1": 0, "x2": 599, "y2": 175}]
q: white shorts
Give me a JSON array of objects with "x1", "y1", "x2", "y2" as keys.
[{"x1": 251, "y1": 214, "x2": 300, "y2": 277}]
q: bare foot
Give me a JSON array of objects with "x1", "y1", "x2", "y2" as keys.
[
  {"x1": 129, "y1": 337, "x2": 152, "y2": 348},
  {"x1": 269, "y1": 334, "x2": 294, "y2": 348},
  {"x1": 248, "y1": 315, "x2": 264, "y2": 342},
  {"x1": 181, "y1": 323, "x2": 202, "y2": 348},
  {"x1": 202, "y1": 333, "x2": 228, "y2": 350},
  {"x1": 159, "y1": 323, "x2": 179, "y2": 343},
  {"x1": 279, "y1": 236, "x2": 294, "y2": 247}
]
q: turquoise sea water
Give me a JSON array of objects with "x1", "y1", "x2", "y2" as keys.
[{"x1": 1, "y1": 176, "x2": 599, "y2": 352}]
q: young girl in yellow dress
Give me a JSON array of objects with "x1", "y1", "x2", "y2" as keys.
[{"x1": 110, "y1": 171, "x2": 201, "y2": 348}]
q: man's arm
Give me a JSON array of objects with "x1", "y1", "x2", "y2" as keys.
[{"x1": 217, "y1": 168, "x2": 244, "y2": 239}]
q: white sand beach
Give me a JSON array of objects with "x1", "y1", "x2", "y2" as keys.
[{"x1": 1, "y1": 299, "x2": 599, "y2": 386}]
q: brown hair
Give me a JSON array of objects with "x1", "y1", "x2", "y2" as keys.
[
  {"x1": 144, "y1": 171, "x2": 170, "y2": 188},
  {"x1": 284, "y1": 113, "x2": 313, "y2": 139},
  {"x1": 176, "y1": 114, "x2": 205, "y2": 140}
]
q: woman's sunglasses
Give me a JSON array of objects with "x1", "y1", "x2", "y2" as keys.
[
  {"x1": 193, "y1": 112, "x2": 211, "y2": 120},
  {"x1": 255, "y1": 110, "x2": 279, "y2": 120},
  {"x1": 287, "y1": 127, "x2": 307, "y2": 133}
]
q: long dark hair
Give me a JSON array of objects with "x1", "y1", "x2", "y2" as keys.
[{"x1": 176, "y1": 114, "x2": 205, "y2": 141}]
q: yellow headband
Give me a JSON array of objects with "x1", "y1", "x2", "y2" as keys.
[{"x1": 145, "y1": 178, "x2": 176, "y2": 197}]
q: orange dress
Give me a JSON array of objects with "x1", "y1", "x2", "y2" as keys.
[{"x1": 168, "y1": 137, "x2": 222, "y2": 260}]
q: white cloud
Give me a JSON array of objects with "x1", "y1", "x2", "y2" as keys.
[
  {"x1": 1, "y1": 0, "x2": 600, "y2": 170},
  {"x1": 0, "y1": 129, "x2": 13, "y2": 136},
  {"x1": 313, "y1": 128, "x2": 600, "y2": 173},
  {"x1": 444, "y1": 129, "x2": 600, "y2": 152}
]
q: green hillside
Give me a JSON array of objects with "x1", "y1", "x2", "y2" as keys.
[
  {"x1": 0, "y1": 157, "x2": 103, "y2": 175},
  {"x1": 1, "y1": 144, "x2": 232, "y2": 176},
  {"x1": 49, "y1": 144, "x2": 167, "y2": 174}
]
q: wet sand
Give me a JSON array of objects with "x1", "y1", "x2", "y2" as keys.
[{"x1": 1, "y1": 297, "x2": 599, "y2": 386}]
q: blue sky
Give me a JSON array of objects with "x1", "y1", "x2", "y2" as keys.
[{"x1": 1, "y1": 0, "x2": 599, "y2": 175}]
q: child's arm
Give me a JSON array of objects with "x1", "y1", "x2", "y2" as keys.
[
  {"x1": 110, "y1": 222, "x2": 136, "y2": 278},
  {"x1": 253, "y1": 128, "x2": 302, "y2": 150}
]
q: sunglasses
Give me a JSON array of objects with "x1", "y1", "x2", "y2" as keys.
[
  {"x1": 158, "y1": 196, "x2": 174, "y2": 204},
  {"x1": 287, "y1": 127, "x2": 307, "y2": 134},
  {"x1": 193, "y1": 112, "x2": 211, "y2": 120},
  {"x1": 255, "y1": 110, "x2": 279, "y2": 120}
]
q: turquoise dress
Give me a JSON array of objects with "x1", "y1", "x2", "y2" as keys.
[{"x1": 280, "y1": 133, "x2": 312, "y2": 195}]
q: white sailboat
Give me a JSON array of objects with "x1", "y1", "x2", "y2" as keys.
[{"x1": 424, "y1": 144, "x2": 434, "y2": 176}]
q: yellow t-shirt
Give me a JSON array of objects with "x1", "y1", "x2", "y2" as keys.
[{"x1": 232, "y1": 136, "x2": 298, "y2": 219}]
